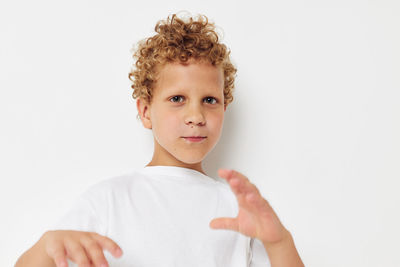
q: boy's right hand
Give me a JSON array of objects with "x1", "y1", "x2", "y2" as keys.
[{"x1": 41, "y1": 230, "x2": 123, "y2": 267}]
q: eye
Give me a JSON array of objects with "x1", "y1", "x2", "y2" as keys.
[
  {"x1": 169, "y1": 95, "x2": 218, "y2": 104},
  {"x1": 204, "y1": 97, "x2": 217, "y2": 104},
  {"x1": 169, "y1": 95, "x2": 184, "y2": 103}
]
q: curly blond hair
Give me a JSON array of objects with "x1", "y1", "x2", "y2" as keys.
[{"x1": 128, "y1": 12, "x2": 237, "y2": 120}]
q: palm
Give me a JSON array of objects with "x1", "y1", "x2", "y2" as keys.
[{"x1": 236, "y1": 204, "x2": 260, "y2": 237}]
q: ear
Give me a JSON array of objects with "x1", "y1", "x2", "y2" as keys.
[{"x1": 137, "y1": 98, "x2": 152, "y2": 129}]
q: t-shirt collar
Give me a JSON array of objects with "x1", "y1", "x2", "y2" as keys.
[{"x1": 139, "y1": 165, "x2": 216, "y2": 183}]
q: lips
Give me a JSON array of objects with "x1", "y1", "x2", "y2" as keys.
[{"x1": 182, "y1": 136, "x2": 207, "y2": 142}]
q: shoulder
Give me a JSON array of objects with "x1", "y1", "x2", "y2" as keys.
[
  {"x1": 213, "y1": 177, "x2": 237, "y2": 205},
  {"x1": 80, "y1": 169, "x2": 145, "y2": 200}
]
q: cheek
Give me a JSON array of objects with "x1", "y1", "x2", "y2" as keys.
[
  {"x1": 207, "y1": 112, "x2": 224, "y2": 133},
  {"x1": 158, "y1": 111, "x2": 181, "y2": 136}
]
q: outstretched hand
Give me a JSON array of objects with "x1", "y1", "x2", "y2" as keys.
[{"x1": 209, "y1": 169, "x2": 289, "y2": 246}]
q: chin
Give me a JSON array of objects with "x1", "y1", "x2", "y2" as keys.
[{"x1": 175, "y1": 152, "x2": 208, "y2": 165}]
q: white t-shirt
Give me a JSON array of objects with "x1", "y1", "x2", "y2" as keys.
[{"x1": 48, "y1": 166, "x2": 271, "y2": 267}]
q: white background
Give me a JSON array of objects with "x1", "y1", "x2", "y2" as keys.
[{"x1": 1, "y1": 0, "x2": 399, "y2": 266}]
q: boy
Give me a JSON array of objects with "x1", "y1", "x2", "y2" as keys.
[{"x1": 15, "y1": 13, "x2": 304, "y2": 267}]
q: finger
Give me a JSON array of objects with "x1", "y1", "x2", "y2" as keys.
[
  {"x1": 224, "y1": 178, "x2": 249, "y2": 212},
  {"x1": 209, "y1": 217, "x2": 238, "y2": 231},
  {"x1": 218, "y1": 169, "x2": 249, "y2": 183},
  {"x1": 232, "y1": 180, "x2": 270, "y2": 215},
  {"x1": 229, "y1": 171, "x2": 261, "y2": 196},
  {"x1": 46, "y1": 241, "x2": 68, "y2": 267},
  {"x1": 228, "y1": 178, "x2": 247, "y2": 205},
  {"x1": 90, "y1": 233, "x2": 123, "y2": 258},
  {"x1": 219, "y1": 169, "x2": 258, "y2": 198},
  {"x1": 244, "y1": 181, "x2": 261, "y2": 196},
  {"x1": 218, "y1": 169, "x2": 243, "y2": 194},
  {"x1": 229, "y1": 177, "x2": 259, "y2": 203},
  {"x1": 81, "y1": 236, "x2": 109, "y2": 267},
  {"x1": 218, "y1": 168, "x2": 234, "y2": 182},
  {"x1": 64, "y1": 238, "x2": 91, "y2": 267}
]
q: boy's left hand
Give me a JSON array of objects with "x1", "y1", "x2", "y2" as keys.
[{"x1": 209, "y1": 169, "x2": 290, "y2": 245}]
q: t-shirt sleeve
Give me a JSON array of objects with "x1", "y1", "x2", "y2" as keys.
[
  {"x1": 47, "y1": 192, "x2": 105, "y2": 235},
  {"x1": 249, "y1": 237, "x2": 271, "y2": 267},
  {"x1": 46, "y1": 186, "x2": 108, "y2": 267}
]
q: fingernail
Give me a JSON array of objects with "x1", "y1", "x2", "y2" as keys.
[{"x1": 115, "y1": 247, "x2": 123, "y2": 256}]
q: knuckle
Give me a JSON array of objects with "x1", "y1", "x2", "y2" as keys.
[
  {"x1": 86, "y1": 240, "x2": 100, "y2": 251},
  {"x1": 47, "y1": 243, "x2": 64, "y2": 259},
  {"x1": 89, "y1": 231, "x2": 101, "y2": 238},
  {"x1": 45, "y1": 242, "x2": 58, "y2": 254},
  {"x1": 67, "y1": 243, "x2": 84, "y2": 257}
]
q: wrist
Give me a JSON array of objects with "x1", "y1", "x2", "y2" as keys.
[
  {"x1": 261, "y1": 228, "x2": 292, "y2": 249},
  {"x1": 262, "y1": 230, "x2": 304, "y2": 267}
]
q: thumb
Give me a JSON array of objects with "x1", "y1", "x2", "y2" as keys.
[{"x1": 209, "y1": 217, "x2": 238, "y2": 231}]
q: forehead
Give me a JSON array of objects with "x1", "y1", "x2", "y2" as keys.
[{"x1": 154, "y1": 60, "x2": 224, "y2": 93}]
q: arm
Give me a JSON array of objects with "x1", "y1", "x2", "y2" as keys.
[
  {"x1": 15, "y1": 230, "x2": 123, "y2": 267},
  {"x1": 15, "y1": 232, "x2": 56, "y2": 267},
  {"x1": 209, "y1": 169, "x2": 305, "y2": 267},
  {"x1": 262, "y1": 229, "x2": 304, "y2": 267}
]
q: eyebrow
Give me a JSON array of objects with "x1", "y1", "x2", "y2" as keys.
[{"x1": 163, "y1": 87, "x2": 221, "y2": 95}]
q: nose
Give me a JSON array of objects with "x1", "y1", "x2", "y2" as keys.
[{"x1": 184, "y1": 103, "x2": 206, "y2": 126}]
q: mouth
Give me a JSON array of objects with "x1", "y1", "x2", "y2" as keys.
[{"x1": 182, "y1": 136, "x2": 207, "y2": 142}]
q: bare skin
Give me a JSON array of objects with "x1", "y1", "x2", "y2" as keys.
[
  {"x1": 137, "y1": 59, "x2": 226, "y2": 176},
  {"x1": 15, "y1": 230, "x2": 123, "y2": 267}
]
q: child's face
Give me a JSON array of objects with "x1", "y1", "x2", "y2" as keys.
[{"x1": 137, "y1": 59, "x2": 226, "y2": 171}]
